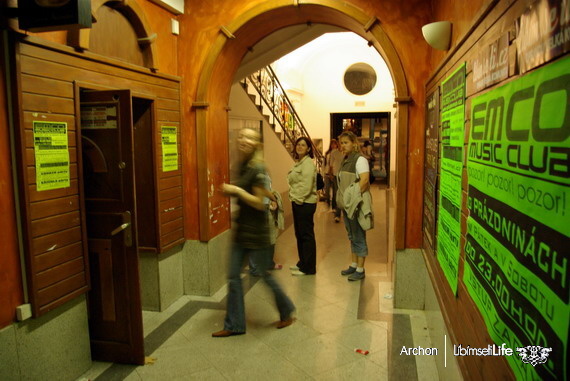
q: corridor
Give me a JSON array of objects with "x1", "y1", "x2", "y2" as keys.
[{"x1": 78, "y1": 185, "x2": 439, "y2": 380}]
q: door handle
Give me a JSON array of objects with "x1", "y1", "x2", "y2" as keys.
[
  {"x1": 111, "y1": 211, "x2": 133, "y2": 247},
  {"x1": 111, "y1": 223, "x2": 130, "y2": 236}
]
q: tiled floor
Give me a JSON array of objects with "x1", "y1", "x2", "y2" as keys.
[{"x1": 78, "y1": 184, "x2": 439, "y2": 380}]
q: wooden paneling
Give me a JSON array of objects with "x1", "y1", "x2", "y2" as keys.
[
  {"x1": 31, "y1": 211, "x2": 81, "y2": 237},
  {"x1": 160, "y1": 228, "x2": 184, "y2": 248},
  {"x1": 22, "y1": 93, "x2": 75, "y2": 114},
  {"x1": 36, "y1": 257, "x2": 84, "y2": 289},
  {"x1": 37, "y1": 273, "x2": 86, "y2": 307},
  {"x1": 14, "y1": 38, "x2": 183, "y2": 317},
  {"x1": 156, "y1": 109, "x2": 180, "y2": 122},
  {"x1": 21, "y1": 75, "x2": 74, "y2": 97},
  {"x1": 35, "y1": 242, "x2": 83, "y2": 272},
  {"x1": 161, "y1": 218, "x2": 183, "y2": 236},
  {"x1": 159, "y1": 186, "x2": 182, "y2": 201},
  {"x1": 33, "y1": 226, "x2": 82, "y2": 255},
  {"x1": 30, "y1": 195, "x2": 80, "y2": 220},
  {"x1": 161, "y1": 207, "x2": 183, "y2": 224},
  {"x1": 159, "y1": 175, "x2": 181, "y2": 190}
]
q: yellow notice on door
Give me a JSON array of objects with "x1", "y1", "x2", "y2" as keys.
[
  {"x1": 33, "y1": 121, "x2": 70, "y2": 191},
  {"x1": 161, "y1": 125, "x2": 178, "y2": 172}
]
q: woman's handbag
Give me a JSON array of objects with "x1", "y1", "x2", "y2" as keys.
[{"x1": 316, "y1": 173, "x2": 324, "y2": 190}]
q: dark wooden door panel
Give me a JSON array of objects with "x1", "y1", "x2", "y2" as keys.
[{"x1": 81, "y1": 89, "x2": 144, "y2": 365}]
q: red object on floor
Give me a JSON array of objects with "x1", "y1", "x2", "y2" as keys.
[{"x1": 354, "y1": 348, "x2": 369, "y2": 355}]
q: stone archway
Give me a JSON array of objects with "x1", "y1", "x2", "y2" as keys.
[{"x1": 195, "y1": 1, "x2": 410, "y2": 250}]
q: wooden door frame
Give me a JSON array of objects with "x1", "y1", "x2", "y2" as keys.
[{"x1": 75, "y1": 83, "x2": 146, "y2": 364}]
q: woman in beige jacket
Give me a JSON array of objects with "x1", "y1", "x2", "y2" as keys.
[{"x1": 287, "y1": 137, "x2": 318, "y2": 275}]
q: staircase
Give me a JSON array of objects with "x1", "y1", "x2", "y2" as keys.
[{"x1": 241, "y1": 65, "x2": 324, "y2": 173}]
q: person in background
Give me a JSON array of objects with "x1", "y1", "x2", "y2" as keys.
[
  {"x1": 322, "y1": 140, "x2": 335, "y2": 204},
  {"x1": 327, "y1": 138, "x2": 344, "y2": 223},
  {"x1": 212, "y1": 128, "x2": 295, "y2": 337},
  {"x1": 287, "y1": 137, "x2": 317, "y2": 276},
  {"x1": 361, "y1": 140, "x2": 376, "y2": 184},
  {"x1": 336, "y1": 131, "x2": 372, "y2": 281}
]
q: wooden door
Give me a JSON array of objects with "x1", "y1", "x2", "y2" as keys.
[{"x1": 80, "y1": 90, "x2": 144, "y2": 365}]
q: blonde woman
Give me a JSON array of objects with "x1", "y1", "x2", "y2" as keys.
[
  {"x1": 287, "y1": 137, "x2": 318, "y2": 276},
  {"x1": 336, "y1": 131, "x2": 372, "y2": 281},
  {"x1": 212, "y1": 128, "x2": 295, "y2": 337}
]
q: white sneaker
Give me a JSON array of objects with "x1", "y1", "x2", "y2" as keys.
[
  {"x1": 291, "y1": 270, "x2": 306, "y2": 276},
  {"x1": 289, "y1": 265, "x2": 299, "y2": 271}
]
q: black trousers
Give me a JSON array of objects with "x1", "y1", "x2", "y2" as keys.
[{"x1": 292, "y1": 202, "x2": 317, "y2": 274}]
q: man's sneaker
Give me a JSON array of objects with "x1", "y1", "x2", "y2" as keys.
[
  {"x1": 289, "y1": 265, "x2": 299, "y2": 271},
  {"x1": 348, "y1": 270, "x2": 365, "y2": 281},
  {"x1": 341, "y1": 266, "x2": 357, "y2": 276}
]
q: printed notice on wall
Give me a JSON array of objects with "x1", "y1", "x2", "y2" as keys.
[
  {"x1": 517, "y1": 0, "x2": 570, "y2": 74},
  {"x1": 80, "y1": 104, "x2": 118, "y2": 129},
  {"x1": 161, "y1": 125, "x2": 178, "y2": 172},
  {"x1": 437, "y1": 63, "x2": 465, "y2": 295},
  {"x1": 464, "y1": 56, "x2": 569, "y2": 380},
  {"x1": 423, "y1": 88, "x2": 440, "y2": 251},
  {"x1": 33, "y1": 121, "x2": 70, "y2": 191},
  {"x1": 472, "y1": 33, "x2": 509, "y2": 92}
]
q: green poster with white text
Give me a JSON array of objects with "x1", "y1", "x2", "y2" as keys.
[
  {"x1": 437, "y1": 63, "x2": 466, "y2": 294},
  {"x1": 465, "y1": 55, "x2": 569, "y2": 380}
]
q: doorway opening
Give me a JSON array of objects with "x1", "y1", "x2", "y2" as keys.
[
  {"x1": 79, "y1": 89, "x2": 155, "y2": 365},
  {"x1": 330, "y1": 111, "x2": 391, "y2": 185}
]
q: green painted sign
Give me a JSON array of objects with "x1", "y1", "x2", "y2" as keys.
[
  {"x1": 161, "y1": 125, "x2": 178, "y2": 172},
  {"x1": 465, "y1": 55, "x2": 569, "y2": 380},
  {"x1": 437, "y1": 63, "x2": 466, "y2": 294},
  {"x1": 33, "y1": 121, "x2": 70, "y2": 191}
]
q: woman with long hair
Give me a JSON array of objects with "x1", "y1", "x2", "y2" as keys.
[
  {"x1": 287, "y1": 136, "x2": 318, "y2": 276},
  {"x1": 212, "y1": 128, "x2": 295, "y2": 337},
  {"x1": 336, "y1": 131, "x2": 372, "y2": 281}
]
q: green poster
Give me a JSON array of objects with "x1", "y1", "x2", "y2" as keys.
[
  {"x1": 441, "y1": 63, "x2": 466, "y2": 147},
  {"x1": 464, "y1": 56, "x2": 569, "y2": 380},
  {"x1": 33, "y1": 121, "x2": 70, "y2": 191},
  {"x1": 437, "y1": 63, "x2": 466, "y2": 294},
  {"x1": 161, "y1": 126, "x2": 178, "y2": 172}
]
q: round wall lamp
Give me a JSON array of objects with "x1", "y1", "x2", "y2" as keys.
[{"x1": 422, "y1": 21, "x2": 452, "y2": 50}]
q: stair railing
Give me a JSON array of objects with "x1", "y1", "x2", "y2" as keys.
[{"x1": 243, "y1": 65, "x2": 324, "y2": 172}]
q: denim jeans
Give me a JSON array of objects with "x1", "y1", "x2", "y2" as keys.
[
  {"x1": 224, "y1": 243, "x2": 295, "y2": 332},
  {"x1": 342, "y1": 210, "x2": 368, "y2": 257}
]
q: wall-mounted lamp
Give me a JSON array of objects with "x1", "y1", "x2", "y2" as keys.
[{"x1": 421, "y1": 21, "x2": 452, "y2": 50}]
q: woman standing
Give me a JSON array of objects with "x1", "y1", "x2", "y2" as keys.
[
  {"x1": 337, "y1": 131, "x2": 372, "y2": 281},
  {"x1": 287, "y1": 137, "x2": 318, "y2": 276},
  {"x1": 212, "y1": 128, "x2": 295, "y2": 337},
  {"x1": 327, "y1": 139, "x2": 344, "y2": 223}
]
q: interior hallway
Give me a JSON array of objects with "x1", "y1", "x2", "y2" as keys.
[{"x1": 78, "y1": 184, "x2": 440, "y2": 381}]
